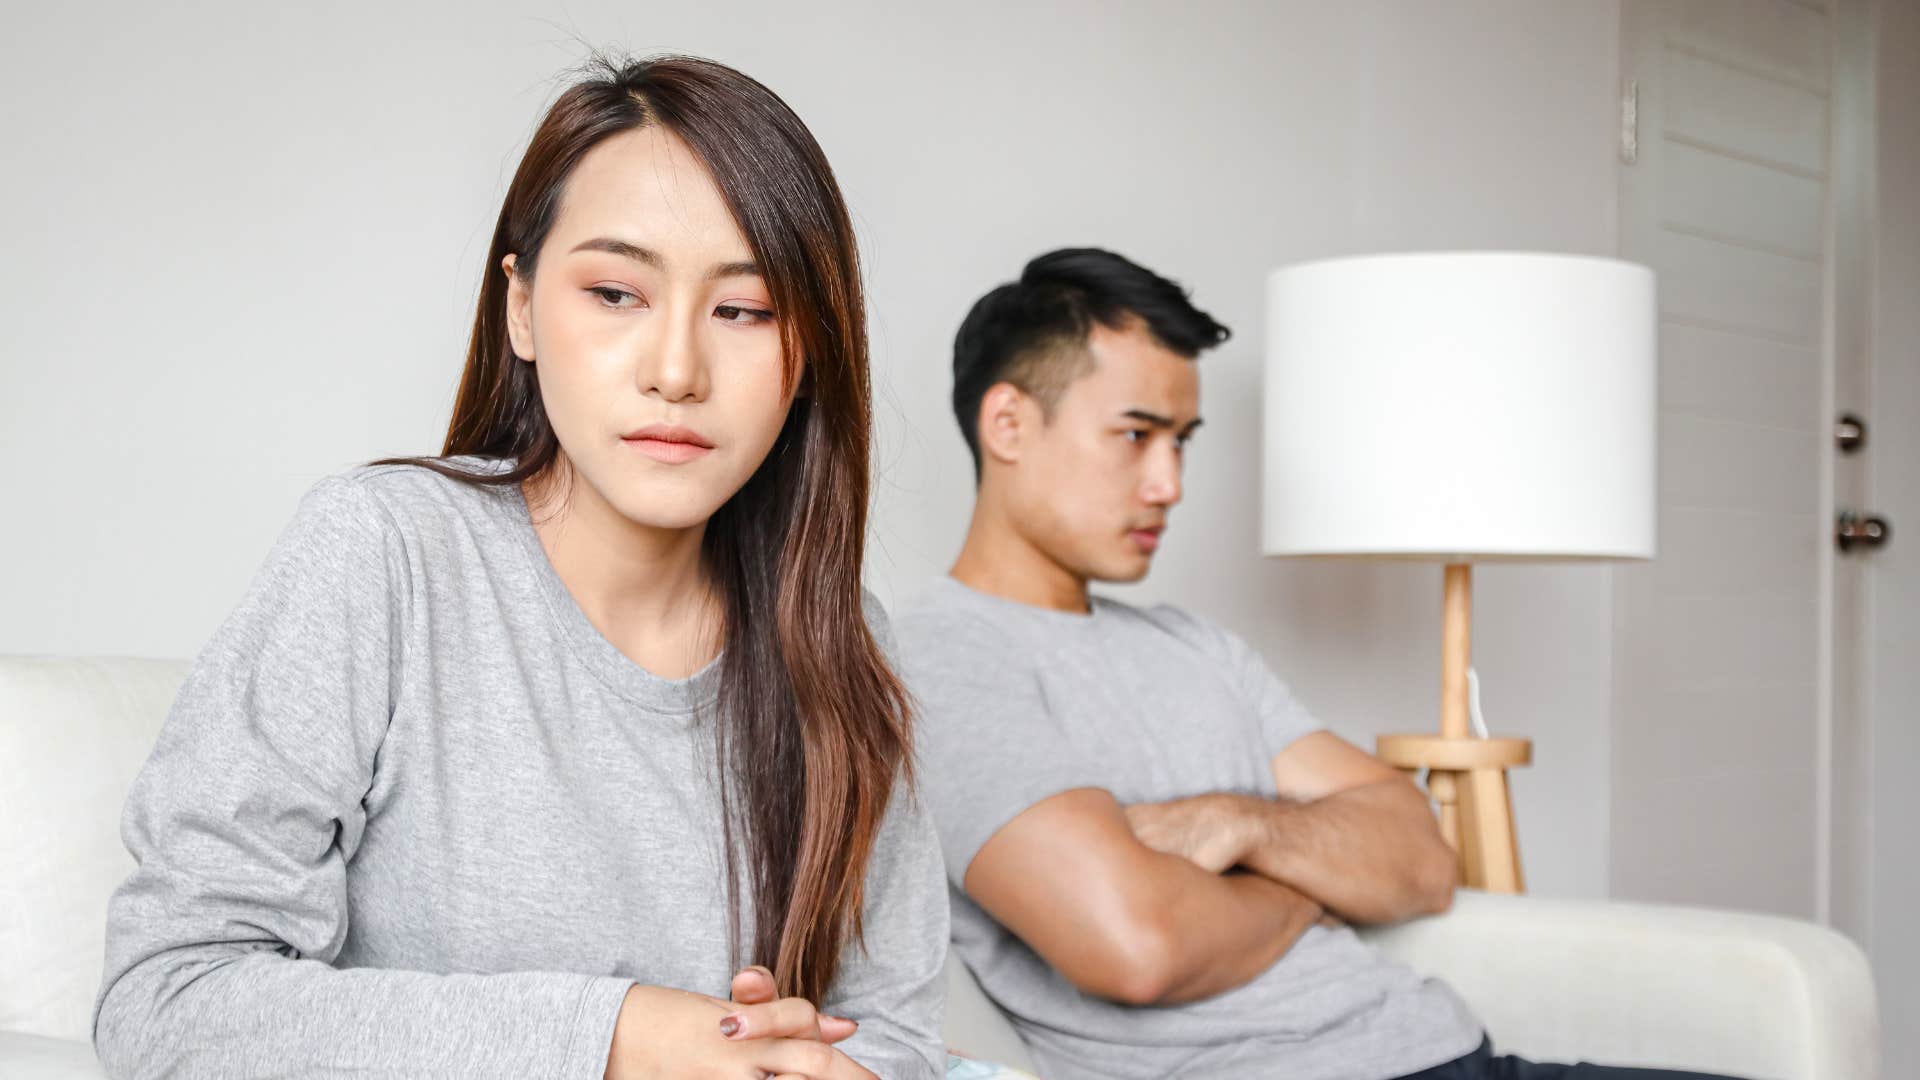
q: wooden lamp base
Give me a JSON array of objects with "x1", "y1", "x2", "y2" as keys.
[{"x1": 1375, "y1": 564, "x2": 1533, "y2": 893}]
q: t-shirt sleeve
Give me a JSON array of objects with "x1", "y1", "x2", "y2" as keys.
[
  {"x1": 1151, "y1": 606, "x2": 1323, "y2": 758},
  {"x1": 894, "y1": 609, "x2": 1109, "y2": 889}
]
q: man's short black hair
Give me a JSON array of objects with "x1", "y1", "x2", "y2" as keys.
[{"x1": 950, "y1": 247, "x2": 1230, "y2": 476}]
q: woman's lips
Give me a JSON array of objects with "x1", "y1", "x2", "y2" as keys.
[
  {"x1": 621, "y1": 425, "x2": 714, "y2": 465},
  {"x1": 1129, "y1": 528, "x2": 1162, "y2": 553}
]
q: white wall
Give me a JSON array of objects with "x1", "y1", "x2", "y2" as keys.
[
  {"x1": 0, "y1": 1, "x2": 1622, "y2": 898},
  {"x1": 1608, "y1": 0, "x2": 1835, "y2": 922}
]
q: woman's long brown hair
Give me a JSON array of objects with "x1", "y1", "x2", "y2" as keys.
[{"x1": 382, "y1": 54, "x2": 912, "y2": 1001}]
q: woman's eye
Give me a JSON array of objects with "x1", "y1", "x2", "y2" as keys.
[
  {"x1": 589, "y1": 286, "x2": 641, "y2": 309},
  {"x1": 1123, "y1": 429, "x2": 1150, "y2": 444},
  {"x1": 715, "y1": 304, "x2": 775, "y2": 325}
]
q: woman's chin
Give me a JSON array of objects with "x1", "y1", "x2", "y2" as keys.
[
  {"x1": 607, "y1": 496, "x2": 725, "y2": 534},
  {"x1": 566, "y1": 460, "x2": 737, "y2": 534}
]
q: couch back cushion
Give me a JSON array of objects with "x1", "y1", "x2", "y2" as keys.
[{"x1": 0, "y1": 656, "x2": 187, "y2": 1041}]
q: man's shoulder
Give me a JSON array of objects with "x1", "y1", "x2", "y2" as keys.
[
  {"x1": 1096, "y1": 595, "x2": 1226, "y2": 649},
  {"x1": 894, "y1": 580, "x2": 1019, "y2": 659}
]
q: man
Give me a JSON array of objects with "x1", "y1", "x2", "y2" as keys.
[{"x1": 895, "y1": 248, "x2": 1737, "y2": 1080}]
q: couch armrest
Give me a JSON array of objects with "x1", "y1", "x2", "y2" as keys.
[
  {"x1": 1358, "y1": 890, "x2": 1880, "y2": 1080},
  {"x1": 943, "y1": 953, "x2": 1041, "y2": 1073},
  {"x1": 0, "y1": 1031, "x2": 106, "y2": 1080}
]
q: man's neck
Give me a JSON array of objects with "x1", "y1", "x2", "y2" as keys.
[{"x1": 949, "y1": 498, "x2": 1092, "y2": 615}]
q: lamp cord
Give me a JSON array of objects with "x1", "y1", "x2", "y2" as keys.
[{"x1": 1466, "y1": 667, "x2": 1491, "y2": 739}]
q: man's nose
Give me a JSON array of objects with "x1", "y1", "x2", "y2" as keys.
[{"x1": 1141, "y1": 444, "x2": 1183, "y2": 507}]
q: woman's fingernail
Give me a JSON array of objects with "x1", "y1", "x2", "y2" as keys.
[{"x1": 719, "y1": 1015, "x2": 742, "y2": 1038}]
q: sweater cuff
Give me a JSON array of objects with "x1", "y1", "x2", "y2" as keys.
[{"x1": 558, "y1": 976, "x2": 636, "y2": 1080}]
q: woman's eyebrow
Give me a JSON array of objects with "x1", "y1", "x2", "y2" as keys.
[
  {"x1": 570, "y1": 237, "x2": 662, "y2": 267},
  {"x1": 568, "y1": 237, "x2": 759, "y2": 282},
  {"x1": 706, "y1": 259, "x2": 760, "y2": 281}
]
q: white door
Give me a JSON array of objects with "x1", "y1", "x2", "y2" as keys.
[
  {"x1": 1611, "y1": 0, "x2": 1834, "y2": 917},
  {"x1": 1832, "y1": 0, "x2": 1920, "y2": 1061}
]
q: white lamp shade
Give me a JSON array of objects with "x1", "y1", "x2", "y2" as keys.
[{"x1": 1263, "y1": 252, "x2": 1657, "y2": 561}]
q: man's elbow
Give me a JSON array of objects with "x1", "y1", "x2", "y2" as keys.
[
  {"x1": 1410, "y1": 842, "x2": 1458, "y2": 917},
  {"x1": 1059, "y1": 911, "x2": 1184, "y2": 1006}
]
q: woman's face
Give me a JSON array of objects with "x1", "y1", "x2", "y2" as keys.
[{"x1": 504, "y1": 124, "x2": 794, "y2": 532}]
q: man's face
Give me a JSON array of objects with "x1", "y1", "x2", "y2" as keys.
[{"x1": 1001, "y1": 320, "x2": 1201, "y2": 583}]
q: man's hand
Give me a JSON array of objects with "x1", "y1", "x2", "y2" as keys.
[
  {"x1": 1133, "y1": 732, "x2": 1458, "y2": 926},
  {"x1": 1123, "y1": 793, "x2": 1267, "y2": 874},
  {"x1": 967, "y1": 788, "x2": 1327, "y2": 1004}
]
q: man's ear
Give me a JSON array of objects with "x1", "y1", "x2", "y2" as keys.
[
  {"x1": 977, "y1": 382, "x2": 1033, "y2": 467},
  {"x1": 502, "y1": 254, "x2": 534, "y2": 362}
]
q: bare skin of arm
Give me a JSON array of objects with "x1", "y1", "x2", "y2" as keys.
[
  {"x1": 1125, "y1": 732, "x2": 1457, "y2": 926},
  {"x1": 964, "y1": 787, "x2": 1324, "y2": 1007},
  {"x1": 603, "y1": 980, "x2": 873, "y2": 1080}
]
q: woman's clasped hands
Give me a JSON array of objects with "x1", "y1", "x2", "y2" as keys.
[{"x1": 605, "y1": 965, "x2": 877, "y2": 1080}]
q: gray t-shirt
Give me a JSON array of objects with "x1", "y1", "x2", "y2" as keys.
[
  {"x1": 94, "y1": 460, "x2": 948, "y2": 1079},
  {"x1": 897, "y1": 577, "x2": 1482, "y2": 1080}
]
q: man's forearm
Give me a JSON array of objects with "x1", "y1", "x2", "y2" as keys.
[
  {"x1": 1144, "y1": 864, "x2": 1323, "y2": 1004},
  {"x1": 1235, "y1": 780, "x2": 1455, "y2": 924}
]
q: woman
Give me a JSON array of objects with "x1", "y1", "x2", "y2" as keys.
[{"x1": 94, "y1": 55, "x2": 947, "y2": 1079}]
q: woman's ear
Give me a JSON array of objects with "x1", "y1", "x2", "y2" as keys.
[
  {"x1": 977, "y1": 382, "x2": 1030, "y2": 468},
  {"x1": 502, "y1": 254, "x2": 534, "y2": 362}
]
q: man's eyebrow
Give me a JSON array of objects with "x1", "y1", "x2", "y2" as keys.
[
  {"x1": 1121, "y1": 409, "x2": 1176, "y2": 428},
  {"x1": 567, "y1": 237, "x2": 760, "y2": 281},
  {"x1": 1121, "y1": 409, "x2": 1204, "y2": 436}
]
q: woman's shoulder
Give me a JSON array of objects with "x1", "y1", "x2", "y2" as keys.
[
  {"x1": 860, "y1": 585, "x2": 894, "y2": 645},
  {"x1": 292, "y1": 456, "x2": 517, "y2": 543}
]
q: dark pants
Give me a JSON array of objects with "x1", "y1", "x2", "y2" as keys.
[{"x1": 1395, "y1": 1037, "x2": 1743, "y2": 1080}]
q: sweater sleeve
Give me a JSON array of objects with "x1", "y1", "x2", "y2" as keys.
[
  {"x1": 92, "y1": 475, "x2": 633, "y2": 1080},
  {"x1": 817, "y1": 597, "x2": 950, "y2": 1079},
  {"x1": 820, "y1": 780, "x2": 951, "y2": 1080}
]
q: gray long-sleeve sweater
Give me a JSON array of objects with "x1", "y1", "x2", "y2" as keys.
[{"x1": 92, "y1": 460, "x2": 948, "y2": 1079}]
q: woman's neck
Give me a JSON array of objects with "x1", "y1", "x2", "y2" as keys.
[{"x1": 523, "y1": 465, "x2": 721, "y2": 680}]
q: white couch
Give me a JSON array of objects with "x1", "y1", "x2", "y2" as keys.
[{"x1": 1, "y1": 656, "x2": 1881, "y2": 1079}]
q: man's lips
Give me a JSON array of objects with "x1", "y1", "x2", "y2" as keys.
[{"x1": 621, "y1": 424, "x2": 714, "y2": 465}]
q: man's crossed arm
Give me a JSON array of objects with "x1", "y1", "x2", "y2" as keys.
[
  {"x1": 1125, "y1": 731, "x2": 1458, "y2": 926},
  {"x1": 961, "y1": 732, "x2": 1456, "y2": 1008}
]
